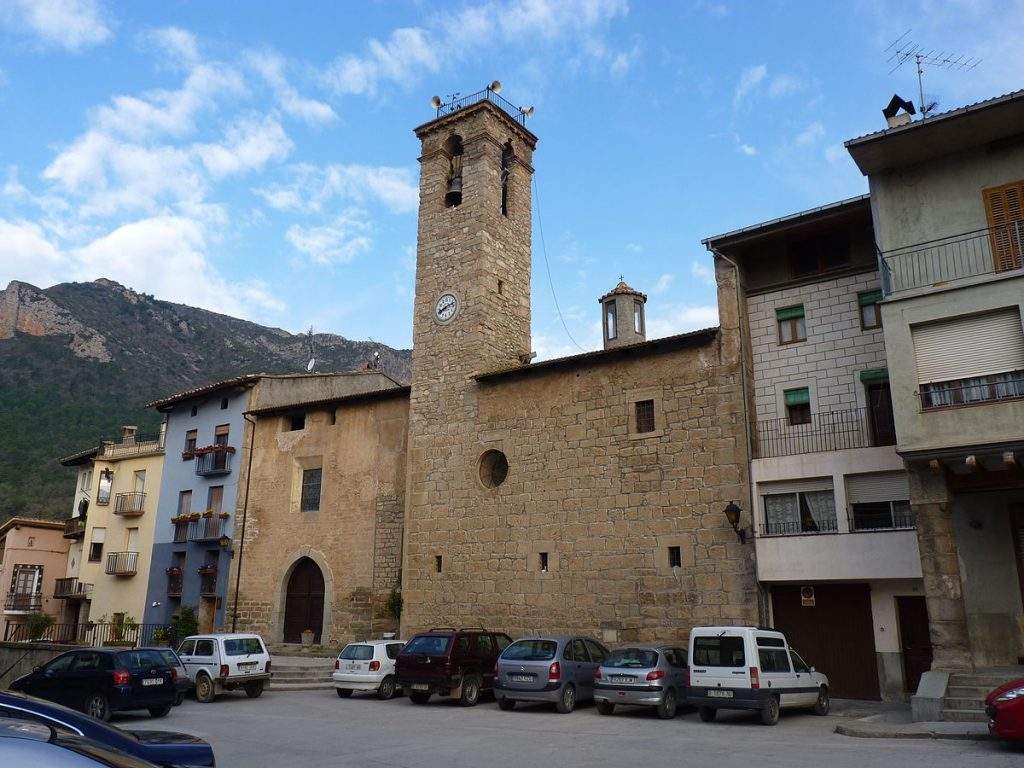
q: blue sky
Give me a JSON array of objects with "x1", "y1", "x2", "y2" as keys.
[{"x1": 1, "y1": 1, "x2": 1021, "y2": 358}]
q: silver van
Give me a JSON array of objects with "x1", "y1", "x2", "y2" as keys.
[{"x1": 494, "y1": 636, "x2": 608, "y2": 713}]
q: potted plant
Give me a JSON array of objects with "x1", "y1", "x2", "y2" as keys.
[
  {"x1": 217, "y1": 511, "x2": 230, "y2": 520},
  {"x1": 181, "y1": 450, "x2": 195, "y2": 461},
  {"x1": 197, "y1": 564, "x2": 217, "y2": 576},
  {"x1": 165, "y1": 566, "x2": 182, "y2": 576},
  {"x1": 151, "y1": 627, "x2": 169, "y2": 645},
  {"x1": 300, "y1": 628, "x2": 315, "y2": 646},
  {"x1": 201, "y1": 509, "x2": 214, "y2": 518}
]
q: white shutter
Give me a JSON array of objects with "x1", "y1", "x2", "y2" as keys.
[
  {"x1": 759, "y1": 477, "x2": 834, "y2": 496},
  {"x1": 91, "y1": 527, "x2": 106, "y2": 544},
  {"x1": 913, "y1": 308, "x2": 1024, "y2": 384},
  {"x1": 845, "y1": 472, "x2": 910, "y2": 504}
]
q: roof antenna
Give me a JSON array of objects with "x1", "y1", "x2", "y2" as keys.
[
  {"x1": 305, "y1": 326, "x2": 316, "y2": 372},
  {"x1": 885, "y1": 30, "x2": 981, "y2": 118}
]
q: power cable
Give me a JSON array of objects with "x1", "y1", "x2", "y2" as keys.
[{"x1": 532, "y1": 176, "x2": 586, "y2": 354}]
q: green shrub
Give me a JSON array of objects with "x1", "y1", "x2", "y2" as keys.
[
  {"x1": 171, "y1": 605, "x2": 199, "y2": 640},
  {"x1": 386, "y1": 589, "x2": 402, "y2": 622},
  {"x1": 26, "y1": 612, "x2": 54, "y2": 641}
]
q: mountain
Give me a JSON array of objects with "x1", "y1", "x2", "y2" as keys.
[{"x1": 0, "y1": 278, "x2": 411, "y2": 523}]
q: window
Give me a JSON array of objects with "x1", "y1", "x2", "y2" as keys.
[
  {"x1": 288, "y1": 413, "x2": 305, "y2": 431},
  {"x1": 603, "y1": 648, "x2": 659, "y2": 668},
  {"x1": 983, "y1": 179, "x2": 1024, "y2": 272},
  {"x1": 194, "y1": 640, "x2": 215, "y2": 657},
  {"x1": 502, "y1": 640, "x2": 557, "y2": 661},
  {"x1": 693, "y1": 636, "x2": 745, "y2": 667},
  {"x1": 758, "y1": 648, "x2": 792, "y2": 673},
  {"x1": 340, "y1": 645, "x2": 373, "y2": 661},
  {"x1": 584, "y1": 639, "x2": 608, "y2": 664},
  {"x1": 454, "y1": 636, "x2": 471, "y2": 656},
  {"x1": 184, "y1": 430, "x2": 197, "y2": 453},
  {"x1": 668, "y1": 546, "x2": 682, "y2": 569},
  {"x1": 851, "y1": 501, "x2": 914, "y2": 530},
  {"x1": 190, "y1": 405, "x2": 198, "y2": 417},
  {"x1": 858, "y1": 290, "x2": 882, "y2": 330},
  {"x1": 476, "y1": 634, "x2": 495, "y2": 657},
  {"x1": 88, "y1": 527, "x2": 105, "y2": 562},
  {"x1": 300, "y1": 468, "x2": 322, "y2": 512},
  {"x1": 633, "y1": 299, "x2": 644, "y2": 335},
  {"x1": 43, "y1": 654, "x2": 75, "y2": 674},
  {"x1": 386, "y1": 643, "x2": 404, "y2": 660},
  {"x1": 495, "y1": 634, "x2": 510, "y2": 651},
  {"x1": 788, "y1": 230, "x2": 851, "y2": 277},
  {"x1": 79, "y1": 469, "x2": 92, "y2": 491},
  {"x1": 776, "y1": 305, "x2": 806, "y2": 344},
  {"x1": 846, "y1": 472, "x2": 911, "y2": 530},
  {"x1": 177, "y1": 639, "x2": 196, "y2": 656},
  {"x1": 71, "y1": 652, "x2": 103, "y2": 672},
  {"x1": 763, "y1": 490, "x2": 837, "y2": 535},
  {"x1": 790, "y1": 650, "x2": 811, "y2": 673},
  {"x1": 604, "y1": 301, "x2": 617, "y2": 340},
  {"x1": 177, "y1": 490, "x2": 192, "y2": 517},
  {"x1": 635, "y1": 399, "x2": 656, "y2": 433},
  {"x1": 403, "y1": 635, "x2": 450, "y2": 656},
  {"x1": 434, "y1": 555, "x2": 443, "y2": 573},
  {"x1": 570, "y1": 639, "x2": 589, "y2": 663},
  {"x1": 538, "y1": 552, "x2": 549, "y2": 572},
  {"x1": 784, "y1": 387, "x2": 811, "y2": 425},
  {"x1": 497, "y1": 279, "x2": 504, "y2": 295},
  {"x1": 220, "y1": 397, "x2": 229, "y2": 410},
  {"x1": 224, "y1": 637, "x2": 265, "y2": 656},
  {"x1": 214, "y1": 424, "x2": 229, "y2": 446},
  {"x1": 96, "y1": 470, "x2": 112, "y2": 505},
  {"x1": 207, "y1": 485, "x2": 224, "y2": 514},
  {"x1": 443, "y1": 135, "x2": 464, "y2": 208},
  {"x1": 479, "y1": 450, "x2": 509, "y2": 488},
  {"x1": 500, "y1": 141, "x2": 512, "y2": 216}
]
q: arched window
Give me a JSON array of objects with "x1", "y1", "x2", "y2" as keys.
[
  {"x1": 443, "y1": 135, "x2": 464, "y2": 207},
  {"x1": 501, "y1": 141, "x2": 513, "y2": 216}
]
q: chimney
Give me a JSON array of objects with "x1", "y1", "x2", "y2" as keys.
[
  {"x1": 599, "y1": 278, "x2": 647, "y2": 350},
  {"x1": 882, "y1": 94, "x2": 916, "y2": 129}
]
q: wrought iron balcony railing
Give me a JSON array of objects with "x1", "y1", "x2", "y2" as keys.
[
  {"x1": 189, "y1": 515, "x2": 226, "y2": 541},
  {"x1": 114, "y1": 491, "x2": 146, "y2": 516},
  {"x1": 105, "y1": 551, "x2": 139, "y2": 576},
  {"x1": 758, "y1": 517, "x2": 839, "y2": 537},
  {"x1": 433, "y1": 86, "x2": 528, "y2": 126},
  {"x1": 195, "y1": 450, "x2": 232, "y2": 476},
  {"x1": 199, "y1": 572, "x2": 218, "y2": 597},
  {"x1": 878, "y1": 222, "x2": 1024, "y2": 297},
  {"x1": 848, "y1": 505, "x2": 916, "y2": 532},
  {"x1": 920, "y1": 371, "x2": 1024, "y2": 410},
  {"x1": 167, "y1": 573, "x2": 183, "y2": 597},
  {"x1": 754, "y1": 406, "x2": 895, "y2": 459},
  {"x1": 3, "y1": 593, "x2": 42, "y2": 612},
  {"x1": 54, "y1": 577, "x2": 92, "y2": 599},
  {"x1": 63, "y1": 516, "x2": 87, "y2": 538},
  {"x1": 98, "y1": 433, "x2": 164, "y2": 459}
]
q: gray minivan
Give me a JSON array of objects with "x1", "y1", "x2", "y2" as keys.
[{"x1": 494, "y1": 636, "x2": 608, "y2": 713}]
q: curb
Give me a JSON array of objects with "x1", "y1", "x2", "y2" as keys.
[{"x1": 834, "y1": 723, "x2": 994, "y2": 741}]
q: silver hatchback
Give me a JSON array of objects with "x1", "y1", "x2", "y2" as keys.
[
  {"x1": 593, "y1": 645, "x2": 689, "y2": 719},
  {"x1": 494, "y1": 636, "x2": 608, "y2": 713}
]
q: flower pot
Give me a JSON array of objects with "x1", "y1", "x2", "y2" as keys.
[{"x1": 300, "y1": 630, "x2": 314, "y2": 646}]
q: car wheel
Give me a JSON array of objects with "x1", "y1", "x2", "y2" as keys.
[
  {"x1": 459, "y1": 675, "x2": 481, "y2": 707},
  {"x1": 378, "y1": 675, "x2": 397, "y2": 700},
  {"x1": 498, "y1": 697, "x2": 516, "y2": 711},
  {"x1": 84, "y1": 693, "x2": 110, "y2": 722},
  {"x1": 409, "y1": 691, "x2": 431, "y2": 705},
  {"x1": 244, "y1": 681, "x2": 264, "y2": 699},
  {"x1": 336, "y1": 688, "x2": 353, "y2": 698},
  {"x1": 813, "y1": 686, "x2": 829, "y2": 716},
  {"x1": 698, "y1": 706, "x2": 716, "y2": 722},
  {"x1": 596, "y1": 700, "x2": 615, "y2": 716},
  {"x1": 760, "y1": 695, "x2": 780, "y2": 726},
  {"x1": 555, "y1": 684, "x2": 576, "y2": 714},
  {"x1": 173, "y1": 692, "x2": 185, "y2": 707},
  {"x1": 195, "y1": 673, "x2": 216, "y2": 703},
  {"x1": 657, "y1": 688, "x2": 677, "y2": 720},
  {"x1": 148, "y1": 705, "x2": 171, "y2": 718}
]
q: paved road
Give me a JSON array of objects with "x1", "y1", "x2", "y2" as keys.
[{"x1": 110, "y1": 690, "x2": 1020, "y2": 768}]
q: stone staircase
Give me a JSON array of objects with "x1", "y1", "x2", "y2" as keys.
[
  {"x1": 942, "y1": 669, "x2": 1017, "y2": 722},
  {"x1": 269, "y1": 656, "x2": 335, "y2": 692}
]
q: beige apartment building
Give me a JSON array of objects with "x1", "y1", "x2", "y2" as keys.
[{"x1": 0, "y1": 517, "x2": 69, "y2": 640}]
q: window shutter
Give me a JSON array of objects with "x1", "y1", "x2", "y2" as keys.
[
  {"x1": 845, "y1": 472, "x2": 910, "y2": 504},
  {"x1": 759, "y1": 477, "x2": 833, "y2": 496},
  {"x1": 858, "y1": 290, "x2": 883, "y2": 306},
  {"x1": 983, "y1": 181, "x2": 1024, "y2": 272},
  {"x1": 912, "y1": 308, "x2": 1024, "y2": 384},
  {"x1": 784, "y1": 387, "x2": 810, "y2": 406},
  {"x1": 859, "y1": 368, "x2": 889, "y2": 382},
  {"x1": 776, "y1": 305, "x2": 805, "y2": 321},
  {"x1": 91, "y1": 527, "x2": 106, "y2": 544}
]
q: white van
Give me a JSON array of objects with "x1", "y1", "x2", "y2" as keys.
[
  {"x1": 177, "y1": 633, "x2": 272, "y2": 703},
  {"x1": 686, "y1": 626, "x2": 829, "y2": 725}
]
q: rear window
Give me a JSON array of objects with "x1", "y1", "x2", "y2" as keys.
[
  {"x1": 403, "y1": 635, "x2": 451, "y2": 656},
  {"x1": 116, "y1": 650, "x2": 163, "y2": 670},
  {"x1": 339, "y1": 645, "x2": 374, "y2": 661},
  {"x1": 603, "y1": 648, "x2": 658, "y2": 669},
  {"x1": 500, "y1": 639, "x2": 557, "y2": 661},
  {"x1": 158, "y1": 650, "x2": 179, "y2": 667},
  {"x1": 693, "y1": 636, "x2": 746, "y2": 667},
  {"x1": 223, "y1": 638, "x2": 265, "y2": 656}
]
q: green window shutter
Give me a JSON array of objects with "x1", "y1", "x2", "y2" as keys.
[
  {"x1": 784, "y1": 387, "x2": 810, "y2": 406},
  {"x1": 859, "y1": 368, "x2": 889, "y2": 383},
  {"x1": 858, "y1": 290, "x2": 883, "y2": 306},
  {"x1": 776, "y1": 305, "x2": 805, "y2": 321}
]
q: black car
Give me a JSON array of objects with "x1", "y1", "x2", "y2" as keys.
[
  {"x1": 9, "y1": 648, "x2": 176, "y2": 721},
  {"x1": 0, "y1": 716, "x2": 160, "y2": 768},
  {"x1": 0, "y1": 691, "x2": 215, "y2": 767}
]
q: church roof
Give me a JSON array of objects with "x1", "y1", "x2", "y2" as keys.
[{"x1": 599, "y1": 280, "x2": 647, "y2": 302}]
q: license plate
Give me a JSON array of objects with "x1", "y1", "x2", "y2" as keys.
[
  {"x1": 707, "y1": 689, "x2": 733, "y2": 698},
  {"x1": 611, "y1": 675, "x2": 634, "y2": 683},
  {"x1": 142, "y1": 678, "x2": 163, "y2": 687},
  {"x1": 510, "y1": 675, "x2": 533, "y2": 683},
  {"x1": 411, "y1": 684, "x2": 429, "y2": 691},
  {"x1": 239, "y1": 661, "x2": 257, "y2": 668}
]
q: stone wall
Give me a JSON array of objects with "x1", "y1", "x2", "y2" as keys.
[{"x1": 0, "y1": 642, "x2": 69, "y2": 688}]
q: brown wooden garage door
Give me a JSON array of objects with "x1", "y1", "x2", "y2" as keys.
[{"x1": 771, "y1": 584, "x2": 880, "y2": 700}]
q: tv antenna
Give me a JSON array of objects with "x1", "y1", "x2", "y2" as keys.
[
  {"x1": 885, "y1": 30, "x2": 981, "y2": 118},
  {"x1": 305, "y1": 326, "x2": 316, "y2": 372}
]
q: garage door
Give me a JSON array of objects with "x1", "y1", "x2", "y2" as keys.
[{"x1": 770, "y1": 584, "x2": 880, "y2": 701}]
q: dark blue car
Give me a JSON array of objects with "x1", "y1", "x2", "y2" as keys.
[{"x1": 0, "y1": 691, "x2": 214, "y2": 767}]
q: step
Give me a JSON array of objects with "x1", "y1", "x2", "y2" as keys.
[
  {"x1": 943, "y1": 697, "x2": 985, "y2": 710},
  {"x1": 949, "y1": 674, "x2": 1016, "y2": 689},
  {"x1": 272, "y1": 666, "x2": 333, "y2": 675},
  {"x1": 946, "y1": 685, "x2": 993, "y2": 698},
  {"x1": 269, "y1": 681, "x2": 336, "y2": 691},
  {"x1": 941, "y1": 708, "x2": 989, "y2": 723}
]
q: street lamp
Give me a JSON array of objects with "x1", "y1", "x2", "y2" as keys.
[
  {"x1": 218, "y1": 535, "x2": 232, "y2": 551},
  {"x1": 723, "y1": 501, "x2": 747, "y2": 544}
]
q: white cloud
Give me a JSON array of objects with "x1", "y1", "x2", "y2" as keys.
[
  {"x1": 732, "y1": 64, "x2": 766, "y2": 108},
  {"x1": 245, "y1": 50, "x2": 337, "y2": 125},
  {"x1": 286, "y1": 209, "x2": 372, "y2": 265},
  {"x1": 692, "y1": 1, "x2": 729, "y2": 17},
  {"x1": 646, "y1": 303, "x2": 719, "y2": 338},
  {"x1": 0, "y1": 218, "x2": 68, "y2": 288},
  {"x1": 653, "y1": 273, "x2": 674, "y2": 293},
  {"x1": 737, "y1": 143, "x2": 757, "y2": 156},
  {"x1": 195, "y1": 114, "x2": 293, "y2": 178},
  {"x1": 256, "y1": 163, "x2": 418, "y2": 214},
  {"x1": 624, "y1": 242, "x2": 643, "y2": 253},
  {"x1": 794, "y1": 121, "x2": 825, "y2": 147},
  {"x1": 143, "y1": 26, "x2": 200, "y2": 67},
  {"x1": 323, "y1": 27, "x2": 438, "y2": 97},
  {"x1": 767, "y1": 73, "x2": 806, "y2": 98},
  {"x1": 690, "y1": 261, "x2": 715, "y2": 285},
  {"x1": 3, "y1": 0, "x2": 112, "y2": 52}
]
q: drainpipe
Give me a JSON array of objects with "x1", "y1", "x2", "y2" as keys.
[
  {"x1": 706, "y1": 245, "x2": 767, "y2": 626},
  {"x1": 231, "y1": 413, "x2": 257, "y2": 632}
]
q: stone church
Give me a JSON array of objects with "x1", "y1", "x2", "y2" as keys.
[{"x1": 228, "y1": 91, "x2": 757, "y2": 646}]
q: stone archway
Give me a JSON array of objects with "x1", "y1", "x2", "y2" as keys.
[
  {"x1": 272, "y1": 548, "x2": 334, "y2": 644},
  {"x1": 282, "y1": 557, "x2": 325, "y2": 643}
]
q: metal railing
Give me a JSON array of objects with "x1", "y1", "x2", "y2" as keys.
[
  {"x1": 758, "y1": 518, "x2": 839, "y2": 537},
  {"x1": 189, "y1": 516, "x2": 226, "y2": 541},
  {"x1": 920, "y1": 371, "x2": 1024, "y2": 410},
  {"x1": 53, "y1": 578, "x2": 92, "y2": 599},
  {"x1": 879, "y1": 222, "x2": 1024, "y2": 296},
  {"x1": 3, "y1": 593, "x2": 42, "y2": 612},
  {"x1": 434, "y1": 87, "x2": 527, "y2": 126},
  {"x1": 754, "y1": 406, "x2": 895, "y2": 459},
  {"x1": 167, "y1": 572, "x2": 183, "y2": 597},
  {"x1": 848, "y1": 506, "x2": 916, "y2": 532},
  {"x1": 199, "y1": 571, "x2": 218, "y2": 596},
  {"x1": 63, "y1": 517, "x2": 86, "y2": 538},
  {"x1": 173, "y1": 521, "x2": 189, "y2": 543},
  {"x1": 113, "y1": 492, "x2": 146, "y2": 516},
  {"x1": 3, "y1": 621, "x2": 175, "y2": 647},
  {"x1": 105, "y1": 551, "x2": 139, "y2": 576},
  {"x1": 195, "y1": 451, "x2": 232, "y2": 476},
  {"x1": 98, "y1": 432, "x2": 165, "y2": 459}
]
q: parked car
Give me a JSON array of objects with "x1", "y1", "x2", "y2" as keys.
[
  {"x1": 177, "y1": 632, "x2": 272, "y2": 703},
  {"x1": 0, "y1": 691, "x2": 215, "y2": 767},
  {"x1": 395, "y1": 627, "x2": 512, "y2": 706},
  {"x1": 686, "y1": 626, "x2": 829, "y2": 725},
  {"x1": 8, "y1": 648, "x2": 176, "y2": 722},
  {"x1": 147, "y1": 647, "x2": 190, "y2": 706},
  {"x1": 592, "y1": 645, "x2": 688, "y2": 719},
  {"x1": 986, "y1": 677, "x2": 1024, "y2": 741},
  {"x1": 333, "y1": 639, "x2": 406, "y2": 699},
  {"x1": 0, "y1": 717, "x2": 160, "y2": 768},
  {"x1": 495, "y1": 635, "x2": 608, "y2": 713}
]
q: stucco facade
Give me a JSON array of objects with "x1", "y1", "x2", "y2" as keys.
[{"x1": 0, "y1": 518, "x2": 69, "y2": 639}]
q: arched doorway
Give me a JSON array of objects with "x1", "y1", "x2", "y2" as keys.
[{"x1": 282, "y1": 557, "x2": 325, "y2": 643}]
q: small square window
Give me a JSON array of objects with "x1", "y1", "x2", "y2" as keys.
[
  {"x1": 497, "y1": 279, "x2": 504, "y2": 295},
  {"x1": 668, "y1": 546, "x2": 682, "y2": 569},
  {"x1": 300, "y1": 468, "x2": 322, "y2": 512},
  {"x1": 858, "y1": 291, "x2": 883, "y2": 330},
  {"x1": 784, "y1": 387, "x2": 812, "y2": 426},
  {"x1": 190, "y1": 406, "x2": 198, "y2": 417},
  {"x1": 184, "y1": 429, "x2": 197, "y2": 454},
  {"x1": 220, "y1": 397, "x2": 229, "y2": 410},
  {"x1": 288, "y1": 413, "x2": 306, "y2": 431},
  {"x1": 539, "y1": 552, "x2": 549, "y2": 572},
  {"x1": 635, "y1": 399, "x2": 656, "y2": 434},
  {"x1": 777, "y1": 306, "x2": 806, "y2": 345},
  {"x1": 435, "y1": 555, "x2": 443, "y2": 573},
  {"x1": 605, "y1": 301, "x2": 617, "y2": 340}
]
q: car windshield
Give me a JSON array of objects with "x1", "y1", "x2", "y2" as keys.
[
  {"x1": 403, "y1": 636, "x2": 451, "y2": 656},
  {"x1": 339, "y1": 645, "x2": 374, "y2": 660},
  {"x1": 54, "y1": 733, "x2": 155, "y2": 768},
  {"x1": 603, "y1": 648, "x2": 658, "y2": 668},
  {"x1": 693, "y1": 636, "x2": 746, "y2": 667},
  {"x1": 500, "y1": 640, "x2": 557, "y2": 661},
  {"x1": 223, "y1": 638, "x2": 264, "y2": 656},
  {"x1": 2, "y1": 692, "x2": 139, "y2": 743}
]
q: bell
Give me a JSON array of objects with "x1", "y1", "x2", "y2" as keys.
[{"x1": 445, "y1": 174, "x2": 463, "y2": 207}]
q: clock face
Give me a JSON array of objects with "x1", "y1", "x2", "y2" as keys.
[{"x1": 435, "y1": 292, "x2": 459, "y2": 323}]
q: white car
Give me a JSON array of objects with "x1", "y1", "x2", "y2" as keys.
[
  {"x1": 686, "y1": 626, "x2": 829, "y2": 725},
  {"x1": 333, "y1": 640, "x2": 405, "y2": 700},
  {"x1": 177, "y1": 633, "x2": 272, "y2": 703}
]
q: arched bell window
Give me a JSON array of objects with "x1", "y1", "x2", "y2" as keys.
[
  {"x1": 500, "y1": 141, "x2": 513, "y2": 216},
  {"x1": 443, "y1": 134, "x2": 464, "y2": 207}
]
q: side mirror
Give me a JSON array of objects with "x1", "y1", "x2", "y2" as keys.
[
  {"x1": 809, "y1": 667, "x2": 816, "y2": 673},
  {"x1": 32, "y1": 665, "x2": 42, "y2": 674}
]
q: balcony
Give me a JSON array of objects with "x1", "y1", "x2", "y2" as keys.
[
  {"x1": 754, "y1": 406, "x2": 895, "y2": 459},
  {"x1": 189, "y1": 515, "x2": 227, "y2": 541},
  {"x1": 54, "y1": 577, "x2": 92, "y2": 600},
  {"x1": 199, "y1": 569, "x2": 218, "y2": 597},
  {"x1": 113, "y1": 492, "x2": 146, "y2": 516},
  {"x1": 919, "y1": 370, "x2": 1024, "y2": 411},
  {"x1": 195, "y1": 449, "x2": 233, "y2": 476},
  {"x1": 173, "y1": 520, "x2": 189, "y2": 543},
  {"x1": 98, "y1": 432, "x2": 164, "y2": 460},
  {"x1": 3, "y1": 593, "x2": 42, "y2": 612},
  {"x1": 879, "y1": 222, "x2": 1024, "y2": 297},
  {"x1": 105, "y1": 551, "x2": 139, "y2": 576},
  {"x1": 166, "y1": 568, "x2": 183, "y2": 598},
  {"x1": 63, "y1": 516, "x2": 87, "y2": 538}
]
